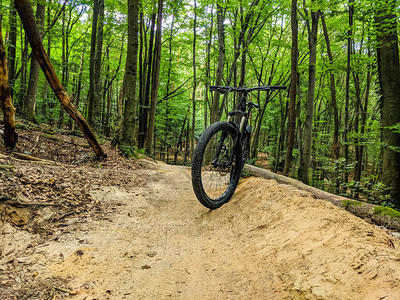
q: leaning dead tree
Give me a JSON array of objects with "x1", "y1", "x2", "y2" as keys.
[
  {"x1": 14, "y1": 0, "x2": 105, "y2": 159},
  {"x1": 0, "y1": 19, "x2": 17, "y2": 150}
]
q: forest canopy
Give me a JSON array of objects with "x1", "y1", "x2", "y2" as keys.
[{"x1": 1, "y1": 0, "x2": 400, "y2": 207}]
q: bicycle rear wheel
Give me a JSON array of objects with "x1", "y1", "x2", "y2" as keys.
[{"x1": 191, "y1": 121, "x2": 243, "y2": 209}]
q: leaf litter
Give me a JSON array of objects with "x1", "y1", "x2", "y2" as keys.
[{"x1": 1, "y1": 123, "x2": 400, "y2": 299}]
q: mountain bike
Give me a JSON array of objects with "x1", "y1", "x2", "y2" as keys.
[{"x1": 191, "y1": 85, "x2": 287, "y2": 209}]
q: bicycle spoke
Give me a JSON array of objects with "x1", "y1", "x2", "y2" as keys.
[{"x1": 200, "y1": 129, "x2": 236, "y2": 201}]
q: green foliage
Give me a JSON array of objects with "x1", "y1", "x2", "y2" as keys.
[
  {"x1": 342, "y1": 200, "x2": 363, "y2": 209},
  {"x1": 118, "y1": 145, "x2": 145, "y2": 159},
  {"x1": 6, "y1": 0, "x2": 397, "y2": 205}
]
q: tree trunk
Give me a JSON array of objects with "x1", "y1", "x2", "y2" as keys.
[
  {"x1": 121, "y1": 0, "x2": 139, "y2": 146},
  {"x1": 87, "y1": 0, "x2": 99, "y2": 127},
  {"x1": 138, "y1": 9, "x2": 156, "y2": 148},
  {"x1": 0, "y1": 21, "x2": 17, "y2": 150},
  {"x1": 58, "y1": 7, "x2": 67, "y2": 128},
  {"x1": 8, "y1": 0, "x2": 17, "y2": 99},
  {"x1": 375, "y1": 0, "x2": 400, "y2": 207},
  {"x1": 299, "y1": 5, "x2": 319, "y2": 184},
  {"x1": 163, "y1": 14, "x2": 175, "y2": 162},
  {"x1": 343, "y1": 0, "x2": 354, "y2": 186},
  {"x1": 41, "y1": 0, "x2": 52, "y2": 121},
  {"x1": 24, "y1": 2, "x2": 45, "y2": 122},
  {"x1": 75, "y1": 46, "x2": 84, "y2": 112},
  {"x1": 354, "y1": 45, "x2": 371, "y2": 185},
  {"x1": 17, "y1": 36, "x2": 29, "y2": 113},
  {"x1": 15, "y1": 0, "x2": 105, "y2": 159},
  {"x1": 93, "y1": 0, "x2": 105, "y2": 131},
  {"x1": 87, "y1": 0, "x2": 104, "y2": 131},
  {"x1": 145, "y1": 0, "x2": 163, "y2": 154},
  {"x1": 191, "y1": 0, "x2": 197, "y2": 160},
  {"x1": 204, "y1": 9, "x2": 213, "y2": 130},
  {"x1": 283, "y1": 0, "x2": 298, "y2": 176},
  {"x1": 211, "y1": 3, "x2": 225, "y2": 124},
  {"x1": 321, "y1": 13, "x2": 340, "y2": 161},
  {"x1": 174, "y1": 107, "x2": 190, "y2": 164}
]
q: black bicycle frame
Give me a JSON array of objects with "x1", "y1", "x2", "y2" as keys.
[
  {"x1": 212, "y1": 93, "x2": 252, "y2": 167},
  {"x1": 209, "y1": 85, "x2": 286, "y2": 168}
]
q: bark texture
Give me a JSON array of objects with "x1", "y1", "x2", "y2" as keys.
[
  {"x1": 283, "y1": 0, "x2": 298, "y2": 176},
  {"x1": 376, "y1": 0, "x2": 400, "y2": 207},
  {"x1": 121, "y1": 0, "x2": 139, "y2": 146},
  {"x1": 25, "y1": 2, "x2": 45, "y2": 122},
  {"x1": 0, "y1": 22, "x2": 17, "y2": 149}
]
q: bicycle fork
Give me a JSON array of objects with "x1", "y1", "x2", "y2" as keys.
[{"x1": 211, "y1": 121, "x2": 241, "y2": 169}]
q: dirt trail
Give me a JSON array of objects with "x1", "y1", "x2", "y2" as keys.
[{"x1": 2, "y1": 159, "x2": 400, "y2": 299}]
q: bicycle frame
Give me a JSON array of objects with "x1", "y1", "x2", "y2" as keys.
[
  {"x1": 210, "y1": 85, "x2": 286, "y2": 167},
  {"x1": 211, "y1": 92, "x2": 253, "y2": 167}
]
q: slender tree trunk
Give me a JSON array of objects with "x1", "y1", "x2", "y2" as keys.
[
  {"x1": 24, "y1": 2, "x2": 45, "y2": 122},
  {"x1": 87, "y1": 0, "x2": 99, "y2": 126},
  {"x1": 191, "y1": 0, "x2": 197, "y2": 160},
  {"x1": 354, "y1": 44, "x2": 371, "y2": 185},
  {"x1": 283, "y1": 0, "x2": 298, "y2": 176},
  {"x1": 41, "y1": 0, "x2": 52, "y2": 120},
  {"x1": 8, "y1": 0, "x2": 17, "y2": 99},
  {"x1": 174, "y1": 107, "x2": 190, "y2": 164},
  {"x1": 138, "y1": 9, "x2": 156, "y2": 148},
  {"x1": 121, "y1": 0, "x2": 139, "y2": 146},
  {"x1": 343, "y1": 0, "x2": 354, "y2": 187},
  {"x1": 353, "y1": 70, "x2": 362, "y2": 188},
  {"x1": 87, "y1": 0, "x2": 104, "y2": 131},
  {"x1": 145, "y1": 0, "x2": 163, "y2": 154},
  {"x1": 375, "y1": 0, "x2": 400, "y2": 207},
  {"x1": 211, "y1": 3, "x2": 225, "y2": 124},
  {"x1": 58, "y1": 7, "x2": 67, "y2": 128},
  {"x1": 17, "y1": 35, "x2": 28, "y2": 113},
  {"x1": 204, "y1": 9, "x2": 213, "y2": 130},
  {"x1": 163, "y1": 14, "x2": 175, "y2": 162},
  {"x1": 299, "y1": 4, "x2": 320, "y2": 184},
  {"x1": 75, "y1": 47, "x2": 84, "y2": 112},
  {"x1": 321, "y1": 13, "x2": 340, "y2": 160},
  {"x1": 275, "y1": 100, "x2": 288, "y2": 173},
  {"x1": 93, "y1": 0, "x2": 104, "y2": 131}
]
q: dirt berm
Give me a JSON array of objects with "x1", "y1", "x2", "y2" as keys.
[{"x1": 1, "y1": 159, "x2": 400, "y2": 299}]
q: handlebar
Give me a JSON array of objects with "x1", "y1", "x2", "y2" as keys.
[{"x1": 210, "y1": 85, "x2": 287, "y2": 94}]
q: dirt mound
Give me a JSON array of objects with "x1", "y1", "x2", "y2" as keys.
[
  {"x1": 220, "y1": 177, "x2": 400, "y2": 299},
  {"x1": 2, "y1": 158, "x2": 400, "y2": 299}
]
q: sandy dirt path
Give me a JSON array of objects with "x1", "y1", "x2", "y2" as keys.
[{"x1": 2, "y1": 160, "x2": 400, "y2": 299}]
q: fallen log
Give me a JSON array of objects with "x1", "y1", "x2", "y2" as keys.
[
  {"x1": 244, "y1": 164, "x2": 400, "y2": 231},
  {"x1": 0, "y1": 152, "x2": 60, "y2": 165}
]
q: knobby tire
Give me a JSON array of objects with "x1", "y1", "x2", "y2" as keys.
[{"x1": 191, "y1": 121, "x2": 243, "y2": 209}]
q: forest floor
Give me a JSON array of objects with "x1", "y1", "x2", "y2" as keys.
[{"x1": 1, "y1": 124, "x2": 400, "y2": 299}]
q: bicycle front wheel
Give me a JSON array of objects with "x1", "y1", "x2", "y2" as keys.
[{"x1": 191, "y1": 121, "x2": 243, "y2": 209}]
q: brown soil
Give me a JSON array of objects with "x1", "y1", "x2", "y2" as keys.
[{"x1": 1, "y1": 126, "x2": 400, "y2": 299}]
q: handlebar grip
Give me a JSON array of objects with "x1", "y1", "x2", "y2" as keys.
[
  {"x1": 210, "y1": 86, "x2": 235, "y2": 94},
  {"x1": 247, "y1": 102, "x2": 259, "y2": 109}
]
